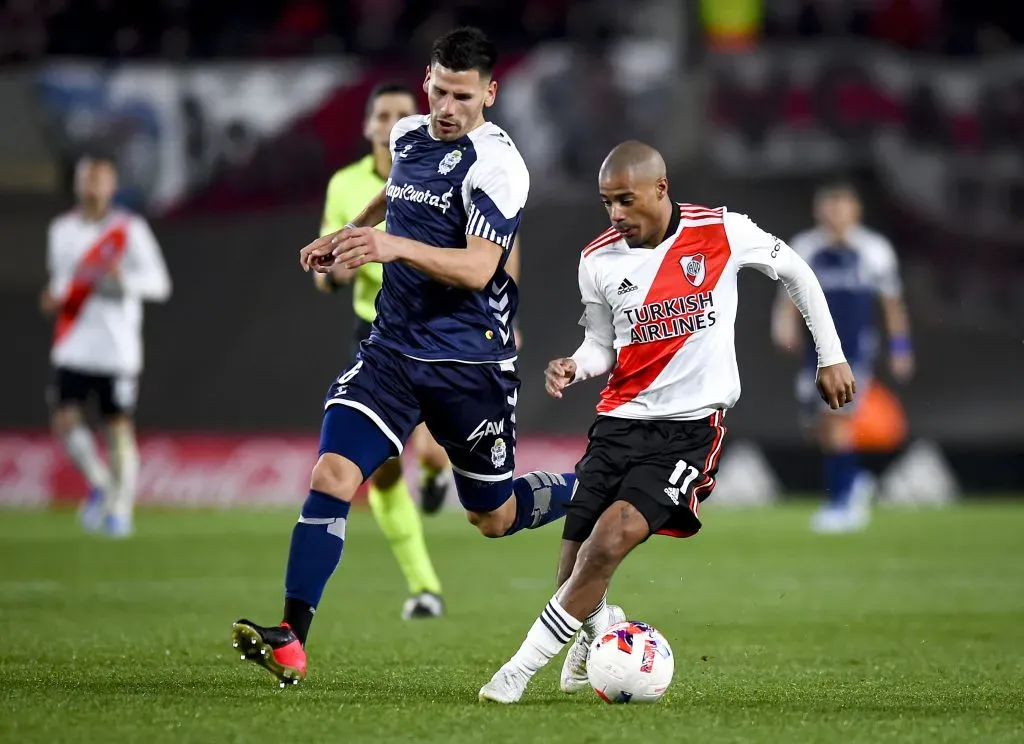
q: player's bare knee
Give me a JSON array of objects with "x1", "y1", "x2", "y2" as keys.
[
  {"x1": 105, "y1": 415, "x2": 134, "y2": 436},
  {"x1": 466, "y1": 509, "x2": 510, "y2": 538},
  {"x1": 310, "y1": 454, "x2": 362, "y2": 502},
  {"x1": 51, "y1": 406, "x2": 80, "y2": 437},
  {"x1": 372, "y1": 458, "x2": 404, "y2": 490}
]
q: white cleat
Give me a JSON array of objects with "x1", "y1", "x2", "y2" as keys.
[
  {"x1": 103, "y1": 514, "x2": 134, "y2": 539},
  {"x1": 78, "y1": 488, "x2": 105, "y2": 534},
  {"x1": 810, "y1": 506, "x2": 869, "y2": 534},
  {"x1": 560, "y1": 604, "x2": 626, "y2": 693},
  {"x1": 811, "y1": 472, "x2": 875, "y2": 534},
  {"x1": 478, "y1": 664, "x2": 530, "y2": 704}
]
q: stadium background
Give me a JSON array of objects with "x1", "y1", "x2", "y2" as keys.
[{"x1": 0, "y1": 0, "x2": 1021, "y2": 507}]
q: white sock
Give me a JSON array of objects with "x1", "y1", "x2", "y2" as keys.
[
  {"x1": 509, "y1": 596, "x2": 583, "y2": 677},
  {"x1": 61, "y1": 426, "x2": 110, "y2": 491},
  {"x1": 107, "y1": 426, "x2": 140, "y2": 520},
  {"x1": 581, "y1": 593, "x2": 609, "y2": 642}
]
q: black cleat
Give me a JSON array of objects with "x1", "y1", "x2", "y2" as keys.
[
  {"x1": 401, "y1": 591, "x2": 445, "y2": 620},
  {"x1": 231, "y1": 619, "x2": 307, "y2": 688},
  {"x1": 419, "y1": 470, "x2": 451, "y2": 515}
]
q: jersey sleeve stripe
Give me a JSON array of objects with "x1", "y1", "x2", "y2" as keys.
[
  {"x1": 679, "y1": 204, "x2": 725, "y2": 225},
  {"x1": 582, "y1": 228, "x2": 619, "y2": 256},
  {"x1": 467, "y1": 204, "x2": 514, "y2": 249},
  {"x1": 468, "y1": 205, "x2": 483, "y2": 236},
  {"x1": 679, "y1": 204, "x2": 724, "y2": 219},
  {"x1": 583, "y1": 227, "x2": 617, "y2": 250}
]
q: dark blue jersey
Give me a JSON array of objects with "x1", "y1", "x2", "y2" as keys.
[
  {"x1": 368, "y1": 114, "x2": 528, "y2": 364},
  {"x1": 789, "y1": 225, "x2": 902, "y2": 370}
]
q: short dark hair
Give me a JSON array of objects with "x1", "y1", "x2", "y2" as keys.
[
  {"x1": 816, "y1": 176, "x2": 858, "y2": 200},
  {"x1": 364, "y1": 82, "x2": 416, "y2": 118},
  {"x1": 430, "y1": 26, "x2": 497, "y2": 77},
  {"x1": 78, "y1": 149, "x2": 117, "y2": 169}
]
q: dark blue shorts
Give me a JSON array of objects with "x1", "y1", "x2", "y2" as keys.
[
  {"x1": 320, "y1": 341, "x2": 519, "y2": 510},
  {"x1": 350, "y1": 318, "x2": 373, "y2": 361}
]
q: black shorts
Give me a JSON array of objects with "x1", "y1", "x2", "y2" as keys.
[
  {"x1": 47, "y1": 367, "x2": 138, "y2": 417},
  {"x1": 350, "y1": 318, "x2": 373, "y2": 360},
  {"x1": 563, "y1": 412, "x2": 728, "y2": 543}
]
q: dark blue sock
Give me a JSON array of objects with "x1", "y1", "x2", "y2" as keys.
[
  {"x1": 283, "y1": 490, "x2": 350, "y2": 640},
  {"x1": 824, "y1": 452, "x2": 858, "y2": 508},
  {"x1": 504, "y1": 471, "x2": 576, "y2": 536}
]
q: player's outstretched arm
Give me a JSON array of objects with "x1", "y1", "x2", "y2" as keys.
[
  {"x1": 727, "y1": 212, "x2": 853, "y2": 408},
  {"x1": 774, "y1": 250, "x2": 855, "y2": 408},
  {"x1": 771, "y1": 292, "x2": 802, "y2": 354}
]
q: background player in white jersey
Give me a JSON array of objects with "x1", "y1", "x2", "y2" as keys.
[
  {"x1": 772, "y1": 180, "x2": 913, "y2": 534},
  {"x1": 479, "y1": 141, "x2": 854, "y2": 704},
  {"x1": 41, "y1": 154, "x2": 172, "y2": 538},
  {"x1": 232, "y1": 27, "x2": 577, "y2": 688}
]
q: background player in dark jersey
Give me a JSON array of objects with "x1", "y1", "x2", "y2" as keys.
[
  {"x1": 772, "y1": 181, "x2": 913, "y2": 533},
  {"x1": 232, "y1": 27, "x2": 577, "y2": 688}
]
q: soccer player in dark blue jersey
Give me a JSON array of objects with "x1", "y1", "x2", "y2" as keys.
[
  {"x1": 772, "y1": 180, "x2": 913, "y2": 533},
  {"x1": 231, "y1": 27, "x2": 577, "y2": 687}
]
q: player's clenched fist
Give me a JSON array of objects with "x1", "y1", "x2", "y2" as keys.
[
  {"x1": 545, "y1": 357, "x2": 577, "y2": 399},
  {"x1": 299, "y1": 232, "x2": 340, "y2": 273},
  {"x1": 816, "y1": 362, "x2": 856, "y2": 410}
]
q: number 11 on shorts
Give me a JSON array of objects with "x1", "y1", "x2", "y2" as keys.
[{"x1": 669, "y1": 460, "x2": 700, "y2": 492}]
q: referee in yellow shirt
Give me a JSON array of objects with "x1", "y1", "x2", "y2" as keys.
[{"x1": 315, "y1": 83, "x2": 521, "y2": 619}]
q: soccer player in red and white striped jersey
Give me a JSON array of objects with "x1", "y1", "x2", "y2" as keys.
[
  {"x1": 479, "y1": 141, "x2": 854, "y2": 704},
  {"x1": 41, "y1": 154, "x2": 172, "y2": 537}
]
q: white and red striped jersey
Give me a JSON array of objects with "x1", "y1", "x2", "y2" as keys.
[
  {"x1": 47, "y1": 209, "x2": 172, "y2": 376},
  {"x1": 570, "y1": 203, "x2": 845, "y2": 421}
]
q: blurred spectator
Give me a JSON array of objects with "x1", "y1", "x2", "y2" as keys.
[
  {"x1": 0, "y1": 0, "x2": 48, "y2": 62},
  {"x1": 701, "y1": 0, "x2": 762, "y2": 51},
  {"x1": 760, "y1": 0, "x2": 1018, "y2": 55},
  {"x1": 0, "y1": 0, "x2": 586, "y2": 63}
]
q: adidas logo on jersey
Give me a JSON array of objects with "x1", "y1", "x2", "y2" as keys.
[
  {"x1": 617, "y1": 278, "x2": 638, "y2": 295},
  {"x1": 663, "y1": 487, "x2": 680, "y2": 505}
]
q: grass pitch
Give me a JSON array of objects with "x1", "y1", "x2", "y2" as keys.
[{"x1": 1, "y1": 502, "x2": 1022, "y2": 743}]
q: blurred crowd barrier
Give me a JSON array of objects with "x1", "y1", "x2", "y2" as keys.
[{"x1": 709, "y1": 43, "x2": 1024, "y2": 246}]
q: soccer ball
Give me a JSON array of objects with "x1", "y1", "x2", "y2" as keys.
[{"x1": 587, "y1": 620, "x2": 674, "y2": 704}]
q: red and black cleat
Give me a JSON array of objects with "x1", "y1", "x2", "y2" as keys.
[{"x1": 231, "y1": 619, "x2": 307, "y2": 688}]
